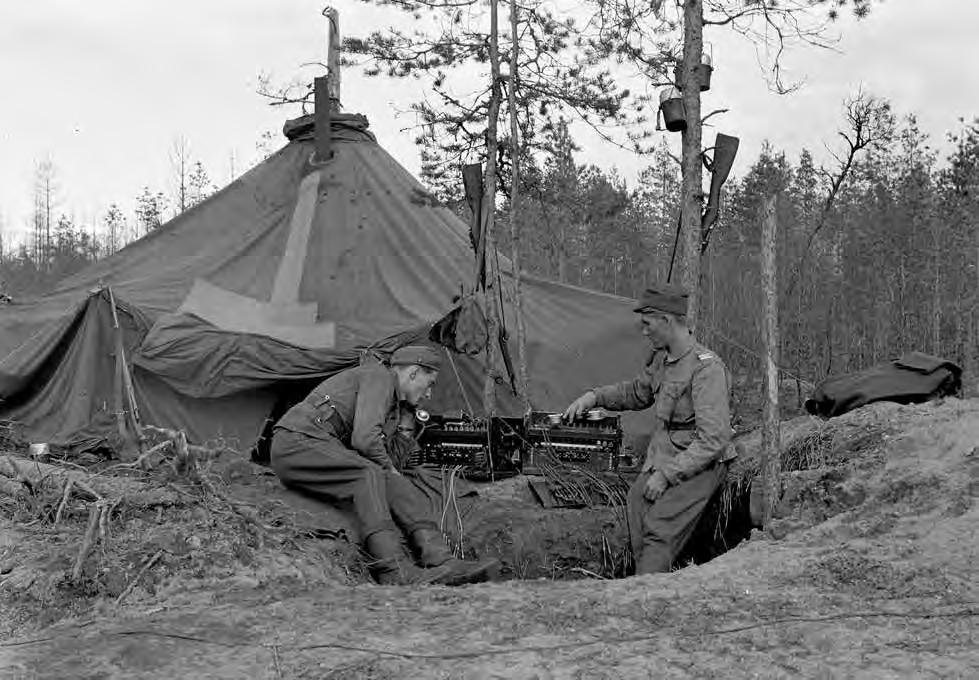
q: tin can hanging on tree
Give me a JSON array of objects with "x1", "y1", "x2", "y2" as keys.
[
  {"x1": 673, "y1": 41, "x2": 713, "y2": 91},
  {"x1": 659, "y1": 86, "x2": 686, "y2": 132}
]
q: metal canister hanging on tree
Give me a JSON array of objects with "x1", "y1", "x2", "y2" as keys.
[
  {"x1": 674, "y1": 45, "x2": 713, "y2": 92},
  {"x1": 659, "y1": 86, "x2": 686, "y2": 132}
]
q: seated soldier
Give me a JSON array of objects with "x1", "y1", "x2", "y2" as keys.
[
  {"x1": 270, "y1": 345, "x2": 498, "y2": 586},
  {"x1": 564, "y1": 285, "x2": 736, "y2": 575}
]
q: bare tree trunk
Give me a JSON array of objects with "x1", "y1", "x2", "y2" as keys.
[
  {"x1": 973, "y1": 238, "x2": 979, "y2": 394},
  {"x1": 33, "y1": 193, "x2": 41, "y2": 266},
  {"x1": 898, "y1": 258, "x2": 908, "y2": 350},
  {"x1": 481, "y1": 0, "x2": 504, "y2": 417},
  {"x1": 507, "y1": 0, "x2": 531, "y2": 414},
  {"x1": 709, "y1": 248, "x2": 716, "y2": 330},
  {"x1": 558, "y1": 223, "x2": 568, "y2": 283},
  {"x1": 954, "y1": 296, "x2": 966, "y2": 379},
  {"x1": 760, "y1": 195, "x2": 781, "y2": 527},
  {"x1": 932, "y1": 230, "x2": 942, "y2": 355},
  {"x1": 172, "y1": 137, "x2": 189, "y2": 215},
  {"x1": 44, "y1": 187, "x2": 50, "y2": 270},
  {"x1": 680, "y1": 0, "x2": 704, "y2": 328},
  {"x1": 44, "y1": 174, "x2": 52, "y2": 272}
]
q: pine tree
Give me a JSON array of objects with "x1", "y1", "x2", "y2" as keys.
[
  {"x1": 103, "y1": 203, "x2": 127, "y2": 254},
  {"x1": 135, "y1": 187, "x2": 167, "y2": 235},
  {"x1": 188, "y1": 161, "x2": 214, "y2": 208}
]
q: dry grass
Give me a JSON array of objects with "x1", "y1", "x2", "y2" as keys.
[{"x1": 704, "y1": 411, "x2": 893, "y2": 555}]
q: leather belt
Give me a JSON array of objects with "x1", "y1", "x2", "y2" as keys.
[{"x1": 666, "y1": 420, "x2": 696, "y2": 431}]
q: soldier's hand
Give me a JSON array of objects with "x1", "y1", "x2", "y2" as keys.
[
  {"x1": 563, "y1": 391, "x2": 597, "y2": 421},
  {"x1": 640, "y1": 437, "x2": 656, "y2": 473},
  {"x1": 643, "y1": 470, "x2": 669, "y2": 502}
]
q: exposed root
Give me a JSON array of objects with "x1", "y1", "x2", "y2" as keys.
[
  {"x1": 0, "y1": 454, "x2": 33, "y2": 497},
  {"x1": 54, "y1": 479, "x2": 74, "y2": 525},
  {"x1": 114, "y1": 550, "x2": 164, "y2": 607},
  {"x1": 72, "y1": 504, "x2": 102, "y2": 582},
  {"x1": 68, "y1": 497, "x2": 122, "y2": 582}
]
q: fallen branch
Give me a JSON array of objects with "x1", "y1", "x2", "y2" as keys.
[
  {"x1": 271, "y1": 643, "x2": 283, "y2": 679},
  {"x1": 0, "y1": 454, "x2": 32, "y2": 497},
  {"x1": 1, "y1": 455, "x2": 180, "y2": 508},
  {"x1": 99, "y1": 497, "x2": 120, "y2": 543},
  {"x1": 72, "y1": 504, "x2": 102, "y2": 581},
  {"x1": 140, "y1": 425, "x2": 233, "y2": 472},
  {"x1": 134, "y1": 441, "x2": 172, "y2": 471},
  {"x1": 115, "y1": 550, "x2": 164, "y2": 606},
  {"x1": 54, "y1": 479, "x2": 74, "y2": 525},
  {"x1": 569, "y1": 567, "x2": 607, "y2": 580},
  {"x1": 71, "y1": 498, "x2": 121, "y2": 582}
]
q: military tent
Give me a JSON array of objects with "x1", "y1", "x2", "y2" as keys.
[{"x1": 0, "y1": 113, "x2": 649, "y2": 454}]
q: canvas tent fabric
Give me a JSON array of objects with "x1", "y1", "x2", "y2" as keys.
[
  {"x1": 0, "y1": 113, "x2": 650, "y2": 452},
  {"x1": 0, "y1": 290, "x2": 277, "y2": 451}
]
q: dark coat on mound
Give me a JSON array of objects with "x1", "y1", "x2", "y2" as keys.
[{"x1": 805, "y1": 352, "x2": 962, "y2": 419}]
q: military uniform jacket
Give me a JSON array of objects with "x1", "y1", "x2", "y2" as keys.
[
  {"x1": 274, "y1": 361, "x2": 398, "y2": 468},
  {"x1": 592, "y1": 340, "x2": 736, "y2": 485}
]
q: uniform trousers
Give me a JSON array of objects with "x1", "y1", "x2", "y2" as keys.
[
  {"x1": 270, "y1": 429, "x2": 438, "y2": 540},
  {"x1": 626, "y1": 462, "x2": 727, "y2": 574}
]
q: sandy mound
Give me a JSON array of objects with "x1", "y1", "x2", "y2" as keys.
[{"x1": 2, "y1": 398, "x2": 977, "y2": 678}]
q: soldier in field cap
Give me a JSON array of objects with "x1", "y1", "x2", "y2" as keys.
[
  {"x1": 270, "y1": 344, "x2": 497, "y2": 586},
  {"x1": 564, "y1": 284, "x2": 736, "y2": 574}
]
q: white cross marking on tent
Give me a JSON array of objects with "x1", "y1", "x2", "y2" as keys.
[{"x1": 177, "y1": 168, "x2": 336, "y2": 349}]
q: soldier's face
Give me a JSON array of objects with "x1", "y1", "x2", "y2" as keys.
[
  {"x1": 640, "y1": 313, "x2": 671, "y2": 348},
  {"x1": 403, "y1": 367, "x2": 438, "y2": 406}
]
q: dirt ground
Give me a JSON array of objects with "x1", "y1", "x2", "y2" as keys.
[{"x1": 1, "y1": 398, "x2": 978, "y2": 678}]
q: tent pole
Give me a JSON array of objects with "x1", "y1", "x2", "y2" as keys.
[
  {"x1": 314, "y1": 76, "x2": 332, "y2": 163},
  {"x1": 314, "y1": 7, "x2": 340, "y2": 164},
  {"x1": 107, "y1": 287, "x2": 143, "y2": 456},
  {"x1": 323, "y1": 7, "x2": 341, "y2": 106}
]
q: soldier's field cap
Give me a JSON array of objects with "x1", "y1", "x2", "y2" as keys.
[
  {"x1": 633, "y1": 284, "x2": 689, "y2": 316},
  {"x1": 391, "y1": 345, "x2": 442, "y2": 371}
]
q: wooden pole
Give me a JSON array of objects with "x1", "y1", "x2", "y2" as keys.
[
  {"x1": 679, "y1": 0, "x2": 704, "y2": 328},
  {"x1": 314, "y1": 76, "x2": 332, "y2": 163},
  {"x1": 323, "y1": 8, "x2": 341, "y2": 106},
  {"x1": 760, "y1": 195, "x2": 781, "y2": 527},
  {"x1": 313, "y1": 7, "x2": 340, "y2": 165},
  {"x1": 507, "y1": 0, "x2": 531, "y2": 415},
  {"x1": 481, "y1": 0, "x2": 504, "y2": 419},
  {"x1": 108, "y1": 287, "x2": 143, "y2": 459}
]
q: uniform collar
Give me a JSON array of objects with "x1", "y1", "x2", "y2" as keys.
[{"x1": 664, "y1": 335, "x2": 696, "y2": 364}]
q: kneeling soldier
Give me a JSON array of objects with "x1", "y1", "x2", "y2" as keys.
[
  {"x1": 564, "y1": 285, "x2": 736, "y2": 574},
  {"x1": 270, "y1": 345, "x2": 498, "y2": 586}
]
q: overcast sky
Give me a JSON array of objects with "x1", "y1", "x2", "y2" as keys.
[{"x1": 1, "y1": 0, "x2": 978, "y2": 244}]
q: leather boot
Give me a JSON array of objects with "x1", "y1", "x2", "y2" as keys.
[
  {"x1": 365, "y1": 530, "x2": 455, "y2": 586},
  {"x1": 410, "y1": 527, "x2": 500, "y2": 586}
]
